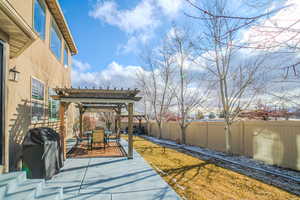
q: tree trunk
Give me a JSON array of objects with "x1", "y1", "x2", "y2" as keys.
[
  {"x1": 181, "y1": 126, "x2": 187, "y2": 144},
  {"x1": 225, "y1": 122, "x2": 232, "y2": 153},
  {"x1": 158, "y1": 123, "x2": 162, "y2": 139}
]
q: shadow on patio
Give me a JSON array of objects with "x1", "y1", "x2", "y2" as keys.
[
  {"x1": 46, "y1": 139, "x2": 181, "y2": 200},
  {"x1": 67, "y1": 140, "x2": 127, "y2": 158}
]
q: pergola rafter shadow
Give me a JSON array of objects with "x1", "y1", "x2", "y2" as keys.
[{"x1": 52, "y1": 87, "x2": 142, "y2": 160}]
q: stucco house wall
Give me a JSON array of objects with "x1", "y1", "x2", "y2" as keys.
[{"x1": 0, "y1": 0, "x2": 76, "y2": 171}]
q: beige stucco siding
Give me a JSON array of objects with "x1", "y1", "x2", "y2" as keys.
[
  {"x1": 6, "y1": 35, "x2": 74, "y2": 170},
  {"x1": 0, "y1": 0, "x2": 76, "y2": 171},
  {"x1": 7, "y1": 0, "x2": 34, "y2": 27}
]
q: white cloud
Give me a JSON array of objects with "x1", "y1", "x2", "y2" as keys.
[
  {"x1": 72, "y1": 58, "x2": 91, "y2": 71},
  {"x1": 118, "y1": 36, "x2": 140, "y2": 54},
  {"x1": 71, "y1": 60, "x2": 145, "y2": 89},
  {"x1": 71, "y1": 70, "x2": 98, "y2": 87},
  {"x1": 119, "y1": 31, "x2": 154, "y2": 54},
  {"x1": 89, "y1": 0, "x2": 184, "y2": 54},
  {"x1": 89, "y1": 0, "x2": 158, "y2": 33},
  {"x1": 100, "y1": 61, "x2": 144, "y2": 83},
  {"x1": 242, "y1": 0, "x2": 300, "y2": 50},
  {"x1": 157, "y1": 0, "x2": 183, "y2": 17}
]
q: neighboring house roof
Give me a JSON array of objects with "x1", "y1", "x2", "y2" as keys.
[{"x1": 46, "y1": 0, "x2": 78, "y2": 55}]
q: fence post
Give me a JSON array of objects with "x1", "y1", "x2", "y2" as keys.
[
  {"x1": 242, "y1": 121, "x2": 245, "y2": 155},
  {"x1": 206, "y1": 121, "x2": 209, "y2": 148}
]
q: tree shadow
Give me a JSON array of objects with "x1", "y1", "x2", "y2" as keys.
[
  {"x1": 8, "y1": 99, "x2": 61, "y2": 171},
  {"x1": 162, "y1": 161, "x2": 211, "y2": 185},
  {"x1": 8, "y1": 100, "x2": 32, "y2": 171}
]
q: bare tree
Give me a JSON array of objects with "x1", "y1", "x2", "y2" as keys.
[
  {"x1": 136, "y1": 44, "x2": 175, "y2": 139},
  {"x1": 166, "y1": 25, "x2": 212, "y2": 144},
  {"x1": 186, "y1": 0, "x2": 269, "y2": 152},
  {"x1": 98, "y1": 112, "x2": 114, "y2": 130}
]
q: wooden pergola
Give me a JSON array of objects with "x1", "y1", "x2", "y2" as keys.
[
  {"x1": 52, "y1": 88, "x2": 142, "y2": 160},
  {"x1": 120, "y1": 114, "x2": 146, "y2": 129}
]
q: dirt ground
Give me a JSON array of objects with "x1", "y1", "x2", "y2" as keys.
[{"x1": 126, "y1": 136, "x2": 300, "y2": 200}]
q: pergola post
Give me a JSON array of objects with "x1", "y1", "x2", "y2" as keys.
[
  {"x1": 128, "y1": 103, "x2": 133, "y2": 159},
  {"x1": 114, "y1": 118, "x2": 118, "y2": 133},
  {"x1": 117, "y1": 107, "x2": 121, "y2": 132},
  {"x1": 79, "y1": 107, "x2": 84, "y2": 138},
  {"x1": 59, "y1": 102, "x2": 66, "y2": 160},
  {"x1": 138, "y1": 118, "x2": 142, "y2": 129}
]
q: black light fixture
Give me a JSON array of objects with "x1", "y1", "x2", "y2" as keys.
[{"x1": 9, "y1": 66, "x2": 20, "y2": 82}]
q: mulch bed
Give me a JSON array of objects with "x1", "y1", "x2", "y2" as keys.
[{"x1": 68, "y1": 140, "x2": 126, "y2": 158}]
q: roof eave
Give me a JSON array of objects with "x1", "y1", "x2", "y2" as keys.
[
  {"x1": 0, "y1": 0, "x2": 37, "y2": 57},
  {"x1": 46, "y1": 0, "x2": 78, "y2": 55}
]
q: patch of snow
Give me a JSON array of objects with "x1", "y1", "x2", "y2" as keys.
[{"x1": 143, "y1": 135, "x2": 300, "y2": 183}]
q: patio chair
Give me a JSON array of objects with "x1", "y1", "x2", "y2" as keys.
[
  {"x1": 91, "y1": 129, "x2": 106, "y2": 150},
  {"x1": 109, "y1": 128, "x2": 121, "y2": 146}
]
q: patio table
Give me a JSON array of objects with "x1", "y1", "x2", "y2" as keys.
[
  {"x1": 86, "y1": 130, "x2": 112, "y2": 150},
  {"x1": 84, "y1": 131, "x2": 93, "y2": 150},
  {"x1": 105, "y1": 130, "x2": 113, "y2": 144}
]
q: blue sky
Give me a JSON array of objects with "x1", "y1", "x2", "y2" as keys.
[
  {"x1": 59, "y1": 0, "x2": 141, "y2": 69},
  {"x1": 58, "y1": 0, "x2": 187, "y2": 88},
  {"x1": 57, "y1": 0, "x2": 298, "y2": 90}
]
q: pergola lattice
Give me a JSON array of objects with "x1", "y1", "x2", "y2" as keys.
[{"x1": 52, "y1": 88, "x2": 142, "y2": 159}]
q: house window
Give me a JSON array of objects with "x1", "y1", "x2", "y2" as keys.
[
  {"x1": 31, "y1": 78, "x2": 45, "y2": 122},
  {"x1": 32, "y1": 78, "x2": 44, "y2": 100},
  {"x1": 50, "y1": 20, "x2": 62, "y2": 60},
  {"x1": 64, "y1": 45, "x2": 69, "y2": 67},
  {"x1": 34, "y1": 0, "x2": 46, "y2": 40},
  {"x1": 32, "y1": 102, "x2": 44, "y2": 122},
  {"x1": 48, "y1": 88, "x2": 59, "y2": 121}
]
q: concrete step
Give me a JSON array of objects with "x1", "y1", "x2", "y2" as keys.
[
  {"x1": 0, "y1": 172, "x2": 27, "y2": 195},
  {"x1": 35, "y1": 187, "x2": 63, "y2": 200},
  {"x1": 4, "y1": 179, "x2": 45, "y2": 200},
  {"x1": 0, "y1": 186, "x2": 7, "y2": 200},
  {"x1": 0, "y1": 172, "x2": 64, "y2": 200}
]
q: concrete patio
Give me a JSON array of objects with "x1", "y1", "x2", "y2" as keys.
[{"x1": 45, "y1": 139, "x2": 181, "y2": 200}]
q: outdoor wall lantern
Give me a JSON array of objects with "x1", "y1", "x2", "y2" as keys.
[{"x1": 9, "y1": 66, "x2": 20, "y2": 82}]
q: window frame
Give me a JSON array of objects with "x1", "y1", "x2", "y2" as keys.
[
  {"x1": 63, "y1": 44, "x2": 69, "y2": 68},
  {"x1": 50, "y1": 17, "x2": 62, "y2": 62},
  {"x1": 0, "y1": 40, "x2": 6, "y2": 166},
  {"x1": 48, "y1": 88, "x2": 60, "y2": 121},
  {"x1": 33, "y1": 0, "x2": 46, "y2": 40},
  {"x1": 31, "y1": 77, "x2": 45, "y2": 122}
]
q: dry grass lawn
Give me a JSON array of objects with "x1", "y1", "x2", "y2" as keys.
[{"x1": 125, "y1": 136, "x2": 300, "y2": 200}]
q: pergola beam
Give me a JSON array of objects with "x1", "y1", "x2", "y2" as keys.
[
  {"x1": 55, "y1": 88, "x2": 140, "y2": 95},
  {"x1": 81, "y1": 105, "x2": 120, "y2": 109},
  {"x1": 58, "y1": 97, "x2": 139, "y2": 104}
]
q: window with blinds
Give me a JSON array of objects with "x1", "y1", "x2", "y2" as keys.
[
  {"x1": 32, "y1": 78, "x2": 44, "y2": 100},
  {"x1": 32, "y1": 102, "x2": 44, "y2": 122},
  {"x1": 31, "y1": 78, "x2": 45, "y2": 122},
  {"x1": 48, "y1": 88, "x2": 59, "y2": 121}
]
